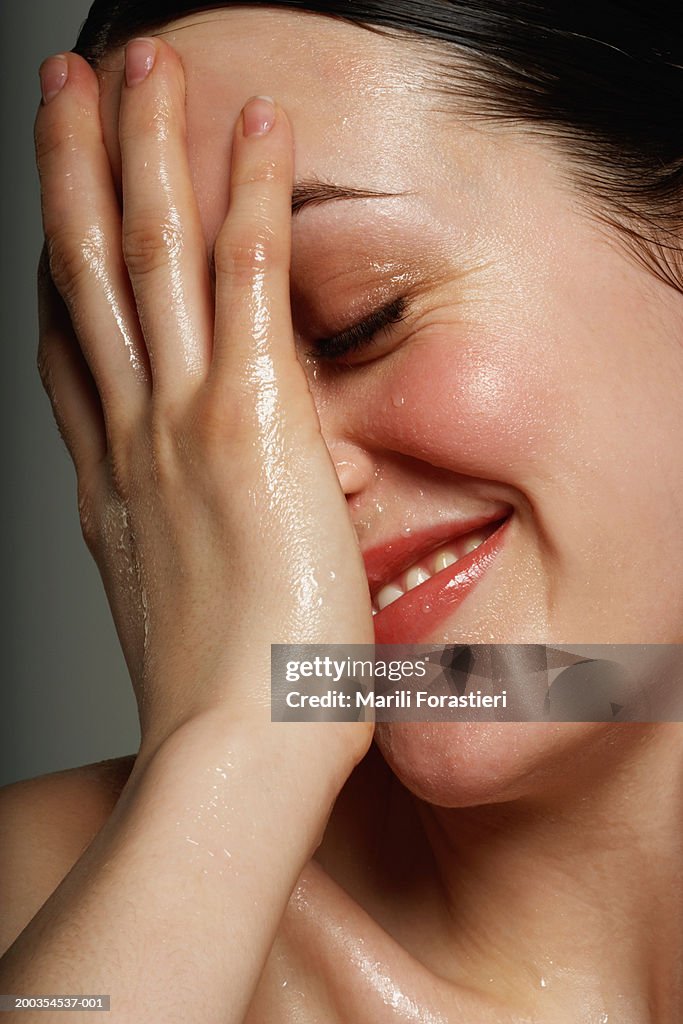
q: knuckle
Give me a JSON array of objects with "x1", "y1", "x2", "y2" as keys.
[
  {"x1": 214, "y1": 224, "x2": 287, "y2": 285},
  {"x1": 46, "y1": 231, "x2": 92, "y2": 300},
  {"x1": 34, "y1": 113, "x2": 75, "y2": 167},
  {"x1": 122, "y1": 219, "x2": 183, "y2": 279},
  {"x1": 233, "y1": 154, "x2": 289, "y2": 191},
  {"x1": 214, "y1": 234, "x2": 266, "y2": 284}
]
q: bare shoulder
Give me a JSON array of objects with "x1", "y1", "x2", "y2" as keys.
[{"x1": 0, "y1": 754, "x2": 137, "y2": 956}]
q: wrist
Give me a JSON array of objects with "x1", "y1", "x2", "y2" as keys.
[{"x1": 134, "y1": 707, "x2": 373, "y2": 822}]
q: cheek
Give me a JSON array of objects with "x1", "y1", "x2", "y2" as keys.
[{"x1": 362, "y1": 329, "x2": 566, "y2": 480}]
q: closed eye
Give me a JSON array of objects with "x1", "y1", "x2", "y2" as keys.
[{"x1": 306, "y1": 295, "x2": 410, "y2": 363}]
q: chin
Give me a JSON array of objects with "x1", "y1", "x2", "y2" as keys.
[{"x1": 373, "y1": 720, "x2": 624, "y2": 808}]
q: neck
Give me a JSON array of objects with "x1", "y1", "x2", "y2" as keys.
[{"x1": 420, "y1": 724, "x2": 683, "y2": 1021}]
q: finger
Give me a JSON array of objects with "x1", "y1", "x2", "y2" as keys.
[
  {"x1": 211, "y1": 96, "x2": 299, "y2": 389},
  {"x1": 35, "y1": 51, "x2": 150, "y2": 432},
  {"x1": 119, "y1": 37, "x2": 213, "y2": 398},
  {"x1": 37, "y1": 246, "x2": 107, "y2": 474}
]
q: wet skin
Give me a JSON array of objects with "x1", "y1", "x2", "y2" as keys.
[
  {"x1": 95, "y1": 8, "x2": 683, "y2": 801},
  {"x1": 24, "y1": 7, "x2": 683, "y2": 1023}
]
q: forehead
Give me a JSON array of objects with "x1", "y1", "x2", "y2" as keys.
[
  {"x1": 162, "y1": 7, "x2": 439, "y2": 171},
  {"x1": 99, "y1": 7, "x2": 457, "y2": 246},
  {"x1": 96, "y1": 8, "x2": 582, "y2": 293},
  {"x1": 98, "y1": 12, "x2": 438, "y2": 221}
]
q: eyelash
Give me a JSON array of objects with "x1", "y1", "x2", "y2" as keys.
[{"x1": 307, "y1": 295, "x2": 410, "y2": 362}]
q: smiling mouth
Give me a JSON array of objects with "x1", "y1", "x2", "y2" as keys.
[
  {"x1": 363, "y1": 510, "x2": 513, "y2": 644},
  {"x1": 371, "y1": 519, "x2": 503, "y2": 614}
]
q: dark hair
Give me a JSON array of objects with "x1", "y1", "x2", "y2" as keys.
[{"x1": 74, "y1": 1, "x2": 683, "y2": 291}]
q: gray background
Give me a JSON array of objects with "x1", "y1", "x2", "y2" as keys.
[{"x1": 1, "y1": 0, "x2": 140, "y2": 786}]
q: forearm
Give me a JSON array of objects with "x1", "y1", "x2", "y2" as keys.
[
  {"x1": 0, "y1": 713, "x2": 348, "y2": 1023},
  {"x1": 18, "y1": 41, "x2": 373, "y2": 1022}
]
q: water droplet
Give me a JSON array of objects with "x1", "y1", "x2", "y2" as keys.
[
  {"x1": 540, "y1": 976, "x2": 548, "y2": 989},
  {"x1": 391, "y1": 393, "x2": 406, "y2": 408},
  {"x1": 402, "y1": 525, "x2": 412, "y2": 536},
  {"x1": 328, "y1": 570, "x2": 336, "y2": 581}
]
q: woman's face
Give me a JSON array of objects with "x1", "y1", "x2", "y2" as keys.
[{"x1": 99, "y1": 8, "x2": 683, "y2": 804}]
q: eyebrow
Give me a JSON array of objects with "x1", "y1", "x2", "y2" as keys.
[
  {"x1": 208, "y1": 179, "x2": 416, "y2": 283},
  {"x1": 291, "y1": 178, "x2": 414, "y2": 216}
]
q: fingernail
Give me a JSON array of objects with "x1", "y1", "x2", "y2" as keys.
[
  {"x1": 39, "y1": 55, "x2": 68, "y2": 104},
  {"x1": 125, "y1": 38, "x2": 156, "y2": 87},
  {"x1": 242, "y1": 96, "x2": 276, "y2": 137}
]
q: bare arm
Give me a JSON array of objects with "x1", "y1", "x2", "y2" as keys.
[
  {"x1": 0, "y1": 758, "x2": 134, "y2": 956},
  {"x1": 1, "y1": 38, "x2": 373, "y2": 1022},
  {"x1": 0, "y1": 717, "x2": 361, "y2": 1023}
]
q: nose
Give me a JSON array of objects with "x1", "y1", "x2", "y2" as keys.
[
  {"x1": 299, "y1": 353, "x2": 376, "y2": 499},
  {"x1": 328, "y1": 440, "x2": 375, "y2": 498}
]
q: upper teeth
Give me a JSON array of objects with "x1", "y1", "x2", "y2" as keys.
[{"x1": 372, "y1": 528, "x2": 492, "y2": 613}]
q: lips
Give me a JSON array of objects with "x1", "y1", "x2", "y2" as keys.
[{"x1": 362, "y1": 509, "x2": 512, "y2": 644}]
